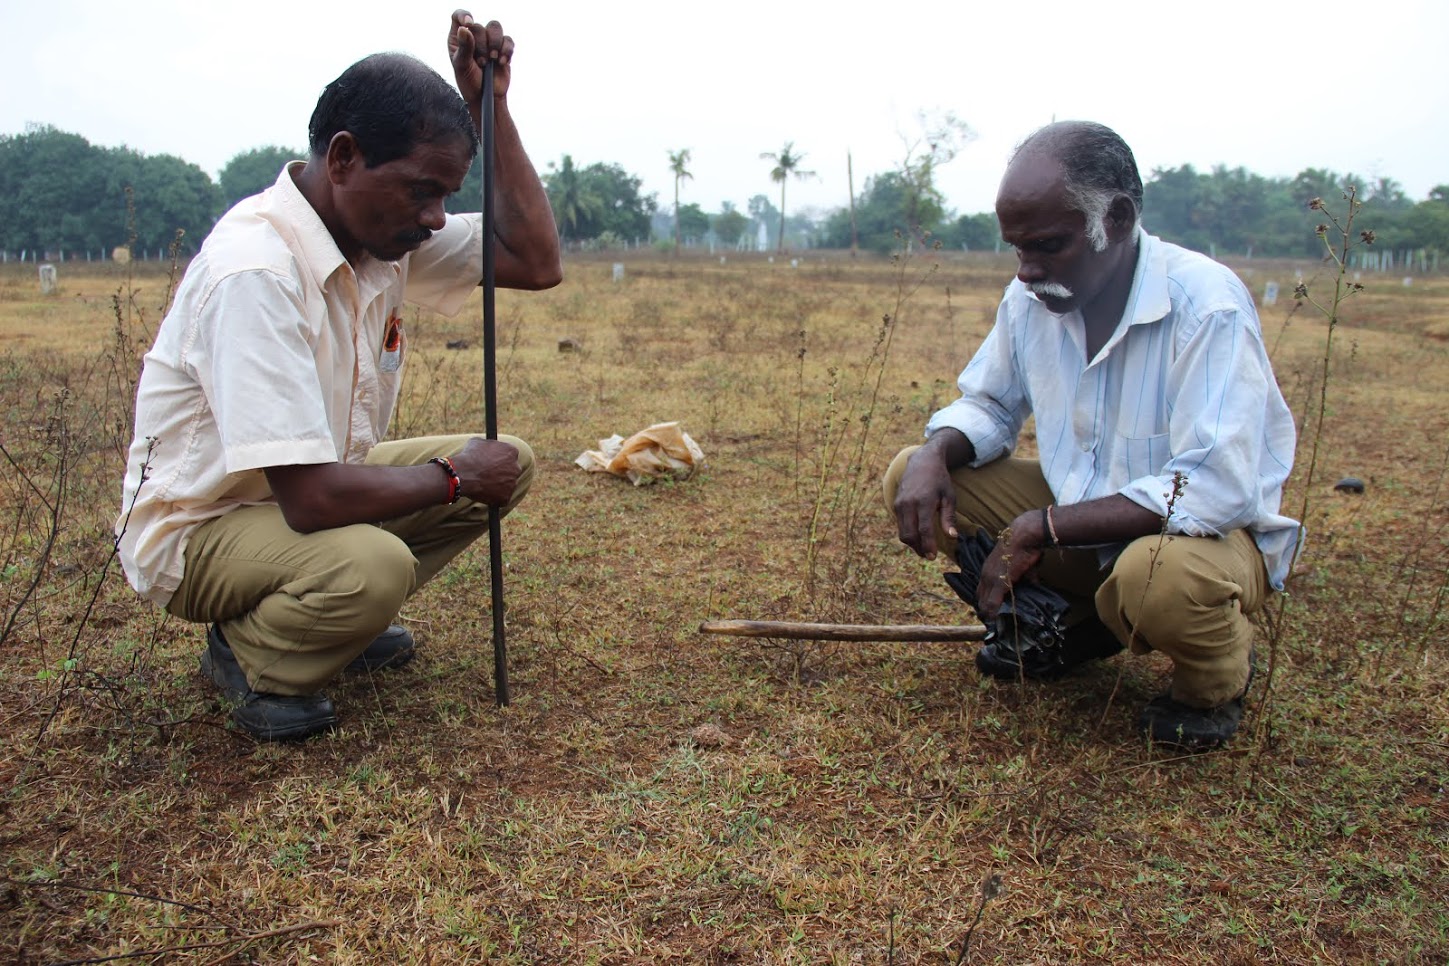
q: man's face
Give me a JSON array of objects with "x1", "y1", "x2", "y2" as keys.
[
  {"x1": 332, "y1": 135, "x2": 474, "y2": 262},
  {"x1": 994, "y1": 153, "x2": 1124, "y2": 318}
]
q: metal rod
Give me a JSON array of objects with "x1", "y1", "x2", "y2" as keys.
[
  {"x1": 698, "y1": 620, "x2": 988, "y2": 643},
  {"x1": 481, "y1": 57, "x2": 509, "y2": 707}
]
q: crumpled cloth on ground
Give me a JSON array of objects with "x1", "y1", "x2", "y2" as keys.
[
  {"x1": 944, "y1": 527, "x2": 1070, "y2": 665},
  {"x1": 574, "y1": 421, "x2": 706, "y2": 485}
]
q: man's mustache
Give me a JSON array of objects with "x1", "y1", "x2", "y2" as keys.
[{"x1": 1026, "y1": 281, "x2": 1074, "y2": 300}]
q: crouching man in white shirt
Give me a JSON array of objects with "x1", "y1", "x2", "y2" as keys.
[
  {"x1": 116, "y1": 13, "x2": 561, "y2": 740},
  {"x1": 886, "y1": 121, "x2": 1299, "y2": 751}
]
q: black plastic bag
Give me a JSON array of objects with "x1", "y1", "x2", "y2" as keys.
[{"x1": 944, "y1": 527, "x2": 1069, "y2": 665}]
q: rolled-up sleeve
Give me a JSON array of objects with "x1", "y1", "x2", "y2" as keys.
[{"x1": 925, "y1": 300, "x2": 1031, "y2": 465}]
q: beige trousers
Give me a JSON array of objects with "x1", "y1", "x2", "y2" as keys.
[
  {"x1": 167, "y1": 434, "x2": 534, "y2": 695},
  {"x1": 883, "y1": 447, "x2": 1269, "y2": 707}
]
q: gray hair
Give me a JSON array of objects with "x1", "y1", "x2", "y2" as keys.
[{"x1": 1013, "y1": 121, "x2": 1143, "y2": 252}]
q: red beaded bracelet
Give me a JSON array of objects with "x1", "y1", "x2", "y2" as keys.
[{"x1": 429, "y1": 456, "x2": 461, "y2": 504}]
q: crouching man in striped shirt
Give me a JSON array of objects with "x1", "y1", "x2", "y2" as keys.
[{"x1": 886, "y1": 121, "x2": 1300, "y2": 751}]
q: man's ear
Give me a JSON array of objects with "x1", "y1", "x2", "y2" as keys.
[
  {"x1": 325, "y1": 132, "x2": 362, "y2": 186},
  {"x1": 1105, "y1": 195, "x2": 1136, "y2": 244}
]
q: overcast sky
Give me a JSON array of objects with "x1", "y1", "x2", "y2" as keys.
[{"x1": 3, "y1": 0, "x2": 1445, "y2": 219}]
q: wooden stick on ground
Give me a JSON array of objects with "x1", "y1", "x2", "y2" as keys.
[{"x1": 698, "y1": 620, "x2": 987, "y2": 643}]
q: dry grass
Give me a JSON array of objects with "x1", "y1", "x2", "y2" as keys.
[{"x1": 1, "y1": 248, "x2": 1446, "y2": 964}]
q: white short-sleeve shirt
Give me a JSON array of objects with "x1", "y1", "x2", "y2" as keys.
[{"x1": 117, "y1": 163, "x2": 483, "y2": 606}]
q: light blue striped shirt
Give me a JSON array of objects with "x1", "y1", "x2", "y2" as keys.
[{"x1": 925, "y1": 230, "x2": 1301, "y2": 588}]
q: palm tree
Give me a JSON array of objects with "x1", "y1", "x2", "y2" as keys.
[
  {"x1": 544, "y1": 154, "x2": 602, "y2": 246},
  {"x1": 760, "y1": 142, "x2": 815, "y2": 253},
  {"x1": 668, "y1": 148, "x2": 693, "y2": 251}
]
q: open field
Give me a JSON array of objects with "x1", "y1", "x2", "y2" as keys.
[{"x1": 1, "y1": 244, "x2": 1447, "y2": 963}]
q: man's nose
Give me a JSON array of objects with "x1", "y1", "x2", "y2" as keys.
[
  {"x1": 420, "y1": 198, "x2": 447, "y2": 231},
  {"x1": 1015, "y1": 254, "x2": 1047, "y2": 284}
]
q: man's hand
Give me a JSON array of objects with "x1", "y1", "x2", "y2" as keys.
[
  {"x1": 448, "y1": 437, "x2": 521, "y2": 507},
  {"x1": 893, "y1": 429, "x2": 974, "y2": 558},
  {"x1": 974, "y1": 512, "x2": 1046, "y2": 619},
  {"x1": 894, "y1": 455, "x2": 957, "y2": 559},
  {"x1": 449, "y1": 10, "x2": 512, "y2": 130}
]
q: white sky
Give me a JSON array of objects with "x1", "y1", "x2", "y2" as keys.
[{"x1": 2, "y1": 0, "x2": 1445, "y2": 219}]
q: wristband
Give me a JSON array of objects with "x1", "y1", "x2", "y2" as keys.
[
  {"x1": 429, "y1": 456, "x2": 462, "y2": 505},
  {"x1": 1043, "y1": 505, "x2": 1061, "y2": 548}
]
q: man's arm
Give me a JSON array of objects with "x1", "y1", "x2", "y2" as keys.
[
  {"x1": 973, "y1": 494, "x2": 1164, "y2": 619},
  {"x1": 265, "y1": 436, "x2": 520, "y2": 534},
  {"x1": 449, "y1": 11, "x2": 562, "y2": 291}
]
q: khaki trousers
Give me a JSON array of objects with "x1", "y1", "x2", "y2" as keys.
[
  {"x1": 167, "y1": 434, "x2": 534, "y2": 695},
  {"x1": 883, "y1": 447, "x2": 1269, "y2": 707}
]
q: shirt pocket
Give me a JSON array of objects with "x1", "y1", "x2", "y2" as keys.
[
  {"x1": 1114, "y1": 431, "x2": 1171, "y2": 481},
  {"x1": 378, "y1": 311, "x2": 405, "y2": 373}
]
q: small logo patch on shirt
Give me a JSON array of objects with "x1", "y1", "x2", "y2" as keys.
[{"x1": 380, "y1": 309, "x2": 405, "y2": 372}]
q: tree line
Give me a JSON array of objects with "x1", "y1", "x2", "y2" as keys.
[{"x1": 2, "y1": 124, "x2": 1446, "y2": 264}]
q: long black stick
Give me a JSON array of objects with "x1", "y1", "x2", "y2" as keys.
[{"x1": 481, "y1": 57, "x2": 508, "y2": 706}]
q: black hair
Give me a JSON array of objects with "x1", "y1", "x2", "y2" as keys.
[
  {"x1": 1015, "y1": 121, "x2": 1144, "y2": 220},
  {"x1": 308, "y1": 52, "x2": 479, "y2": 167}
]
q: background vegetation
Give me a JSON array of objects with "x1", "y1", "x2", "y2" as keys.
[
  {"x1": 4, "y1": 124, "x2": 1447, "y2": 264},
  {"x1": 1, "y1": 211, "x2": 1446, "y2": 960}
]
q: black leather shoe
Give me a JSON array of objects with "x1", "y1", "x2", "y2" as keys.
[
  {"x1": 202, "y1": 626, "x2": 338, "y2": 741},
  {"x1": 1138, "y1": 653, "x2": 1255, "y2": 751},
  {"x1": 974, "y1": 618, "x2": 1125, "y2": 680},
  {"x1": 1137, "y1": 693, "x2": 1244, "y2": 750},
  {"x1": 345, "y1": 624, "x2": 415, "y2": 672}
]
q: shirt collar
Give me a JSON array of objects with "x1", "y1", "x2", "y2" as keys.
[
  {"x1": 265, "y1": 162, "x2": 351, "y2": 293},
  {"x1": 1122, "y1": 228, "x2": 1171, "y2": 328}
]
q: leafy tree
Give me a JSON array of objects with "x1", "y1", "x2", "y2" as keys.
[
  {"x1": 667, "y1": 148, "x2": 692, "y2": 250},
  {"x1": 1143, "y1": 164, "x2": 1210, "y2": 252},
  {"x1": 540, "y1": 154, "x2": 602, "y2": 244},
  {"x1": 712, "y1": 202, "x2": 749, "y2": 246},
  {"x1": 125, "y1": 151, "x2": 222, "y2": 254},
  {"x1": 760, "y1": 143, "x2": 815, "y2": 252},
  {"x1": 1144, "y1": 164, "x2": 1375, "y2": 258},
  {"x1": 1364, "y1": 175, "x2": 1412, "y2": 214},
  {"x1": 581, "y1": 161, "x2": 656, "y2": 242},
  {"x1": 0, "y1": 127, "x2": 100, "y2": 253},
  {"x1": 937, "y1": 211, "x2": 999, "y2": 251},
  {"x1": 0, "y1": 125, "x2": 219, "y2": 256},
  {"x1": 1403, "y1": 195, "x2": 1449, "y2": 253},
  {"x1": 819, "y1": 171, "x2": 939, "y2": 253},
  {"x1": 676, "y1": 202, "x2": 709, "y2": 244},
  {"x1": 219, "y1": 146, "x2": 303, "y2": 210},
  {"x1": 897, "y1": 110, "x2": 973, "y2": 232},
  {"x1": 539, "y1": 156, "x2": 655, "y2": 244}
]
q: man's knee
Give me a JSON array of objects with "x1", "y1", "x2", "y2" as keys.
[
  {"x1": 325, "y1": 526, "x2": 417, "y2": 622},
  {"x1": 504, "y1": 435, "x2": 536, "y2": 512},
  {"x1": 1103, "y1": 536, "x2": 1208, "y2": 636},
  {"x1": 881, "y1": 445, "x2": 921, "y2": 515},
  {"x1": 1099, "y1": 534, "x2": 1256, "y2": 704}
]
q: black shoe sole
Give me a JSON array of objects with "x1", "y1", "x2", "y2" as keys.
[{"x1": 345, "y1": 647, "x2": 416, "y2": 673}]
